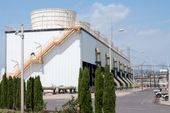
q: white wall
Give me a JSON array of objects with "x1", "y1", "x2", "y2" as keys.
[
  {"x1": 6, "y1": 28, "x2": 129, "y2": 87},
  {"x1": 6, "y1": 30, "x2": 63, "y2": 73},
  {"x1": 7, "y1": 30, "x2": 81, "y2": 87},
  {"x1": 81, "y1": 30, "x2": 130, "y2": 68},
  {"x1": 40, "y1": 32, "x2": 80, "y2": 87}
]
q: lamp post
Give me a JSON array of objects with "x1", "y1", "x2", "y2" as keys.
[
  {"x1": 109, "y1": 28, "x2": 124, "y2": 72},
  {"x1": 141, "y1": 61, "x2": 146, "y2": 91},
  {"x1": 15, "y1": 24, "x2": 24, "y2": 113}
]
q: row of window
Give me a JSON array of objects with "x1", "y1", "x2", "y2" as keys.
[{"x1": 95, "y1": 48, "x2": 132, "y2": 73}]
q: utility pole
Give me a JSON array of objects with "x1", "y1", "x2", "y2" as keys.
[
  {"x1": 109, "y1": 26, "x2": 113, "y2": 72},
  {"x1": 141, "y1": 65, "x2": 143, "y2": 91},
  {"x1": 150, "y1": 72, "x2": 152, "y2": 88},
  {"x1": 153, "y1": 72, "x2": 156, "y2": 87},
  {"x1": 15, "y1": 24, "x2": 24, "y2": 113},
  {"x1": 20, "y1": 24, "x2": 24, "y2": 113}
]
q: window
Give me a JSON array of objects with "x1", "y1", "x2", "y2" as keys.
[
  {"x1": 124, "y1": 64, "x2": 127, "y2": 72},
  {"x1": 95, "y1": 48, "x2": 101, "y2": 66},
  {"x1": 114, "y1": 60, "x2": 117, "y2": 69},
  {"x1": 105, "y1": 54, "x2": 110, "y2": 65},
  {"x1": 119, "y1": 62, "x2": 122, "y2": 71},
  {"x1": 112, "y1": 58, "x2": 115, "y2": 68}
]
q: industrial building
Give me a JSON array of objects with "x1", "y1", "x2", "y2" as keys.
[{"x1": 5, "y1": 8, "x2": 134, "y2": 89}]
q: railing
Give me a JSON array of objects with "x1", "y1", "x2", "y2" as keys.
[
  {"x1": 75, "y1": 22, "x2": 128, "y2": 60},
  {"x1": 11, "y1": 23, "x2": 128, "y2": 77}
]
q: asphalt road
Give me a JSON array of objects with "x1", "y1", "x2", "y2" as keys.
[
  {"x1": 116, "y1": 89, "x2": 170, "y2": 113},
  {"x1": 44, "y1": 99, "x2": 69, "y2": 111},
  {"x1": 45, "y1": 89, "x2": 170, "y2": 112}
]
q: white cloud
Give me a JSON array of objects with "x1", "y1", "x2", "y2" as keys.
[
  {"x1": 78, "y1": 2, "x2": 130, "y2": 35},
  {"x1": 91, "y1": 2, "x2": 130, "y2": 23}
]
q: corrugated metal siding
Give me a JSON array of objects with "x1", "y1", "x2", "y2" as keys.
[
  {"x1": 81, "y1": 30, "x2": 130, "y2": 67},
  {"x1": 6, "y1": 31, "x2": 62, "y2": 73},
  {"x1": 41, "y1": 32, "x2": 80, "y2": 87}
]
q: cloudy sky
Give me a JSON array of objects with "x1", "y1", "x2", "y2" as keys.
[{"x1": 0, "y1": 0, "x2": 170, "y2": 70}]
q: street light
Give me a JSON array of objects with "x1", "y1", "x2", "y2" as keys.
[
  {"x1": 109, "y1": 28, "x2": 125, "y2": 72},
  {"x1": 15, "y1": 24, "x2": 24, "y2": 113}
]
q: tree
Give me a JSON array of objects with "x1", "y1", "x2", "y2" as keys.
[
  {"x1": 7, "y1": 76, "x2": 13, "y2": 109},
  {"x1": 16, "y1": 77, "x2": 21, "y2": 110},
  {"x1": 95, "y1": 67, "x2": 103, "y2": 113},
  {"x1": 78, "y1": 68, "x2": 83, "y2": 103},
  {"x1": 79, "y1": 67, "x2": 93, "y2": 113},
  {"x1": 103, "y1": 65, "x2": 116, "y2": 113},
  {"x1": 34, "y1": 76, "x2": 43, "y2": 112},
  {"x1": 1, "y1": 73, "x2": 8, "y2": 108},
  {"x1": 0, "y1": 81, "x2": 1, "y2": 107},
  {"x1": 26, "y1": 77, "x2": 34, "y2": 111},
  {"x1": 13, "y1": 76, "x2": 17, "y2": 109}
]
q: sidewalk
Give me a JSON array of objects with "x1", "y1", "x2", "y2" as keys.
[{"x1": 159, "y1": 98, "x2": 170, "y2": 106}]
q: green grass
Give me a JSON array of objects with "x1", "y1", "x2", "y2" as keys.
[
  {"x1": 0, "y1": 109, "x2": 20, "y2": 113},
  {"x1": 0, "y1": 109, "x2": 53, "y2": 113}
]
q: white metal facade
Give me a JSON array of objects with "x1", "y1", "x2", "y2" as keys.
[
  {"x1": 6, "y1": 30, "x2": 63, "y2": 73},
  {"x1": 6, "y1": 28, "x2": 130, "y2": 87},
  {"x1": 6, "y1": 30, "x2": 80, "y2": 87},
  {"x1": 80, "y1": 30, "x2": 130, "y2": 69}
]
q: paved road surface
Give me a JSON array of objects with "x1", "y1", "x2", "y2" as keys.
[
  {"x1": 116, "y1": 89, "x2": 170, "y2": 113},
  {"x1": 44, "y1": 89, "x2": 170, "y2": 112},
  {"x1": 44, "y1": 99, "x2": 68, "y2": 111}
]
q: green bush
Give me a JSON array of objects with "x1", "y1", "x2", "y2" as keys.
[
  {"x1": 26, "y1": 77, "x2": 34, "y2": 111},
  {"x1": 1, "y1": 74, "x2": 8, "y2": 108},
  {"x1": 79, "y1": 67, "x2": 93, "y2": 113},
  {"x1": 7, "y1": 76, "x2": 13, "y2": 109},
  {"x1": 33, "y1": 76, "x2": 43, "y2": 112},
  {"x1": 78, "y1": 68, "x2": 83, "y2": 103},
  {"x1": 0, "y1": 74, "x2": 43, "y2": 112},
  {"x1": 95, "y1": 67, "x2": 103, "y2": 113},
  {"x1": 103, "y1": 65, "x2": 116, "y2": 113}
]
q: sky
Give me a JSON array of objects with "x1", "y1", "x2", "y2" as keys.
[{"x1": 0, "y1": 0, "x2": 170, "y2": 70}]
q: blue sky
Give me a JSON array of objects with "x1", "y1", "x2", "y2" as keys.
[{"x1": 0, "y1": 0, "x2": 170, "y2": 70}]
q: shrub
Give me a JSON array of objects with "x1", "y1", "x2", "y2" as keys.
[
  {"x1": 33, "y1": 76, "x2": 43, "y2": 112},
  {"x1": 79, "y1": 67, "x2": 93, "y2": 113},
  {"x1": 103, "y1": 65, "x2": 116, "y2": 113},
  {"x1": 95, "y1": 67, "x2": 103, "y2": 113}
]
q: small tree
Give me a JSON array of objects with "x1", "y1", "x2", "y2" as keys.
[
  {"x1": 79, "y1": 67, "x2": 93, "y2": 113},
  {"x1": 16, "y1": 77, "x2": 21, "y2": 110},
  {"x1": 0, "y1": 82, "x2": 1, "y2": 108},
  {"x1": 7, "y1": 76, "x2": 13, "y2": 109},
  {"x1": 95, "y1": 67, "x2": 103, "y2": 113},
  {"x1": 34, "y1": 76, "x2": 43, "y2": 112},
  {"x1": 13, "y1": 76, "x2": 17, "y2": 109},
  {"x1": 103, "y1": 65, "x2": 116, "y2": 113},
  {"x1": 1, "y1": 73, "x2": 8, "y2": 108},
  {"x1": 78, "y1": 68, "x2": 83, "y2": 103},
  {"x1": 26, "y1": 77, "x2": 34, "y2": 111}
]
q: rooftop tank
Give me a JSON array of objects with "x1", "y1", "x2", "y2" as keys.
[{"x1": 31, "y1": 8, "x2": 76, "y2": 29}]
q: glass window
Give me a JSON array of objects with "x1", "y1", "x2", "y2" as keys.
[{"x1": 95, "y1": 48, "x2": 101, "y2": 66}]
